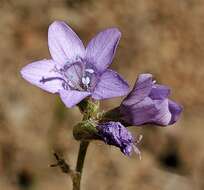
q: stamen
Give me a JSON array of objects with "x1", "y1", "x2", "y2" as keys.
[
  {"x1": 82, "y1": 76, "x2": 90, "y2": 85},
  {"x1": 136, "y1": 135, "x2": 143, "y2": 143},
  {"x1": 85, "y1": 69, "x2": 94, "y2": 74},
  {"x1": 81, "y1": 76, "x2": 91, "y2": 90},
  {"x1": 133, "y1": 145, "x2": 141, "y2": 160},
  {"x1": 133, "y1": 134, "x2": 143, "y2": 160}
]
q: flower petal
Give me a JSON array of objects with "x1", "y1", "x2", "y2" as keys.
[
  {"x1": 168, "y1": 100, "x2": 183, "y2": 124},
  {"x1": 122, "y1": 74, "x2": 153, "y2": 106},
  {"x1": 48, "y1": 21, "x2": 85, "y2": 64},
  {"x1": 92, "y1": 69, "x2": 129, "y2": 100},
  {"x1": 85, "y1": 28, "x2": 121, "y2": 73},
  {"x1": 121, "y1": 97, "x2": 157, "y2": 125},
  {"x1": 20, "y1": 59, "x2": 62, "y2": 93},
  {"x1": 151, "y1": 99, "x2": 172, "y2": 125},
  {"x1": 59, "y1": 89, "x2": 91, "y2": 108},
  {"x1": 122, "y1": 99, "x2": 172, "y2": 126},
  {"x1": 149, "y1": 84, "x2": 170, "y2": 100}
]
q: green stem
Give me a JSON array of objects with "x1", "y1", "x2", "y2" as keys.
[{"x1": 72, "y1": 141, "x2": 89, "y2": 190}]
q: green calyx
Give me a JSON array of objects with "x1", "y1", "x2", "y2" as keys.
[
  {"x1": 73, "y1": 99, "x2": 100, "y2": 141},
  {"x1": 73, "y1": 120, "x2": 100, "y2": 141},
  {"x1": 78, "y1": 98, "x2": 99, "y2": 120},
  {"x1": 74, "y1": 99, "x2": 124, "y2": 141}
]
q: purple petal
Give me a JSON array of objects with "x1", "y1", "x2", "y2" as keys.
[
  {"x1": 121, "y1": 97, "x2": 157, "y2": 125},
  {"x1": 20, "y1": 59, "x2": 62, "y2": 93},
  {"x1": 122, "y1": 74, "x2": 153, "y2": 106},
  {"x1": 85, "y1": 28, "x2": 121, "y2": 73},
  {"x1": 149, "y1": 84, "x2": 170, "y2": 100},
  {"x1": 48, "y1": 21, "x2": 85, "y2": 64},
  {"x1": 92, "y1": 69, "x2": 129, "y2": 100},
  {"x1": 59, "y1": 89, "x2": 90, "y2": 108},
  {"x1": 168, "y1": 100, "x2": 183, "y2": 124},
  {"x1": 151, "y1": 99, "x2": 172, "y2": 125}
]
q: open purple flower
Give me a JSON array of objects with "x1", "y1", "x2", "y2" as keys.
[
  {"x1": 97, "y1": 122, "x2": 142, "y2": 157},
  {"x1": 21, "y1": 21, "x2": 129, "y2": 107},
  {"x1": 120, "y1": 74, "x2": 183, "y2": 126}
]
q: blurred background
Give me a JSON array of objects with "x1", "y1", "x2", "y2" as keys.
[{"x1": 0, "y1": 0, "x2": 203, "y2": 189}]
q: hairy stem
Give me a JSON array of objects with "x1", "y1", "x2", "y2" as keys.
[{"x1": 72, "y1": 141, "x2": 89, "y2": 190}]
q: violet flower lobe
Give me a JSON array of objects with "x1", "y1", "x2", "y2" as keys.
[
  {"x1": 120, "y1": 74, "x2": 183, "y2": 126},
  {"x1": 97, "y1": 122, "x2": 142, "y2": 157},
  {"x1": 21, "y1": 21, "x2": 129, "y2": 107}
]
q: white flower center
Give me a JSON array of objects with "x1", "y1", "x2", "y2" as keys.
[{"x1": 82, "y1": 76, "x2": 90, "y2": 86}]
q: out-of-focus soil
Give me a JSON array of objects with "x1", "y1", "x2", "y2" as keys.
[{"x1": 0, "y1": 0, "x2": 203, "y2": 189}]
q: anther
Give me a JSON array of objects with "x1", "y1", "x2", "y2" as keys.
[
  {"x1": 85, "y1": 69, "x2": 94, "y2": 74},
  {"x1": 82, "y1": 76, "x2": 90, "y2": 86}
]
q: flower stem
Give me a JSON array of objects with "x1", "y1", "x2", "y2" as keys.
[{"x1": 73, "y1": 141, "x2": 89, "y2": 190}]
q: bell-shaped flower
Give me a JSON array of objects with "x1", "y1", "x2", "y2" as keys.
[
  {"x1": 21, "y1": 21, "x2": 129, "y2": 107},
  {"x1": 120, "y1": 74, "x2": 183, "y2": 126}
]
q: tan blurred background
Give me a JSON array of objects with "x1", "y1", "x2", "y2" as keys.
[{"x1": 0, "y1": 0, "x2": 203, "y2": 189}]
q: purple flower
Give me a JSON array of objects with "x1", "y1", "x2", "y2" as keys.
[
  {"x1": 21, "y1": 21, "x2": 129, "y2": 107},
  {"x1": 120, "y1": 74, "x2": 183, "y2": 126},
  {"x1": 97, "y1": 122, "x2": 142, "y2": 157}
]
